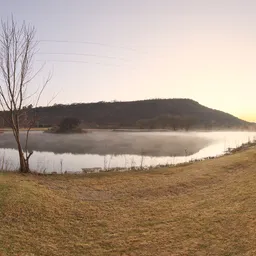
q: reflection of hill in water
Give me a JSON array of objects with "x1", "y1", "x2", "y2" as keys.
[{"x1": 0, "y1": 131, "x2": 212, "y2": 157}]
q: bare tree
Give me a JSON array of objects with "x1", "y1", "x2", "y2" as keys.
[{"x1": 0, "y1": 18, "x2": 50, "y2": 173}]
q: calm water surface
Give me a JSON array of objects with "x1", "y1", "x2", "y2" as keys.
[{"x1": 0, "y1": 131, "x2": 255, "y2": 173}]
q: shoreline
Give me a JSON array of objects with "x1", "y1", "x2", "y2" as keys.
[
  {"x1": 0, "y1": 131, "x2": 255, "y2": 174},
  {"x1": 0, "y1": 127, "x2": 256, "y2": 133},
  {"x1": 1, "y1": 140, "x2": 254, "y2": 175},
  {"x1": 81, "y1": 140, "x2": 256, "y2": 174}
]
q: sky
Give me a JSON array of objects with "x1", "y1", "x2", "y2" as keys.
[{"x1": 1, "y1": 0, "x2": 256, "y2": 121}]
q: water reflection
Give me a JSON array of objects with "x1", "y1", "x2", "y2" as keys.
[
  {"x1": 0, "y1": 131, "x2": 211, "y2": 156},
  {"x1": 0, "y1": 131, "x2": 255, "y2": 173}
]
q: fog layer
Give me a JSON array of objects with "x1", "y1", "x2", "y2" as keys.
[{"x1": 0, "y1": 131, "x2": 212, "y2": 156}]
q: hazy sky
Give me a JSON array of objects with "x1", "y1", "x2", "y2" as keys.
[{"x1": 1, "y1": 0, "x2": 256, "y2": 121}]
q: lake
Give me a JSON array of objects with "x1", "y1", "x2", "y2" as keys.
[{"x1": 0, "y1": 131, "x2": 255, "y2": 173}]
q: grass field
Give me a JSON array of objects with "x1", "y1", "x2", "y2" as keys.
[{"x1": 0, "y1": 148, "x2": 256, "y2": 255}]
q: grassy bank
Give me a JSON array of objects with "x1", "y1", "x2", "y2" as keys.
[{"x1": 1, "y1": 148, "x2": 256, "y2": 255}]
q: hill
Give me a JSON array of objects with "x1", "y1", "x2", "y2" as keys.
[
  {"x1": 32, "y1": 99, "x2": 251, "y2": 130},
  {"x1": 1, "y1": 147, "x2": 256, "y2": 255}
]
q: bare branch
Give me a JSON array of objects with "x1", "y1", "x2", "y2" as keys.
[
  {"x1": 0, "y1": 17, "x2": 51, "y2": 172},
  {"x1": 35, "y1": 72, "x2": 52, "y2": 108},
  {"x1": 47, "y1": 88, "x2": 62, "y2": 106}
]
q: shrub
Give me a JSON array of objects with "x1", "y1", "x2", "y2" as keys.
[{"x1": 59, "y1": 117, "x2": 81, "y2": 132}]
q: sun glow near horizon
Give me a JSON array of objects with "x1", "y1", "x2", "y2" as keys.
[
  {"x1": 1, "y1": 1, "x2": 256, "y2": 119},
  {"x1": 240, "y1": 115, "x2": 256, "y2": 123}
]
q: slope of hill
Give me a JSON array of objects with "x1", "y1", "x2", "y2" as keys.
[{"x1": 33, "y1": 98, "x2": 250, "y2": 129}]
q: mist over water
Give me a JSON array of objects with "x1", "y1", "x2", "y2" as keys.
[
  {"x1": 0, "y1": 131, "x2": 255, "y2": 173},
  {"x1": 0, "y1": 131, "x2": 211, "y2": 156}
]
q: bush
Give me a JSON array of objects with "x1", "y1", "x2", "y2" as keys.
[{"x1": 58, "y1": 117, "x2": 81, "y2": 132}]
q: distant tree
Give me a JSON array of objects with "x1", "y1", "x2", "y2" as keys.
[
  {"x1": 22, "y1": 104, "x2": 33, "y2": 110},
  {"x1": 59, "y1": 117, "x2": 81, "y2": 132}
]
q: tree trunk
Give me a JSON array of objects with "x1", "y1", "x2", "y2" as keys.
[{"x1": 17, "y1": 141, "x2": 30, "y2": 173}]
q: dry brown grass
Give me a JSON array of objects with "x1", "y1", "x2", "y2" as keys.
[{"x1": 1, "y1": 148, "x2": 256, "y2": 255}]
